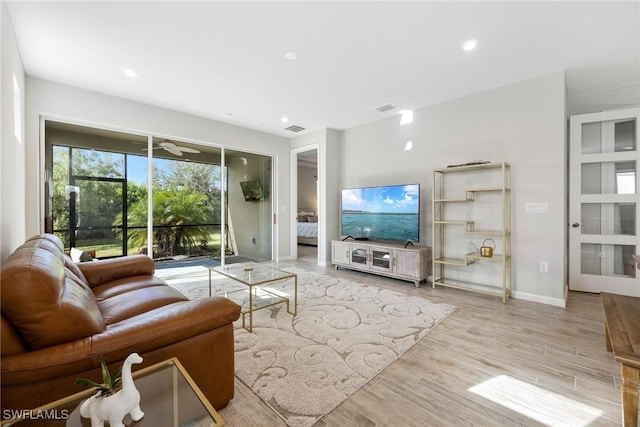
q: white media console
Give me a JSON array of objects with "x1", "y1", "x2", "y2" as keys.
[{"x1": 331, "y1": 239, "x2": 432, "y2": 287}]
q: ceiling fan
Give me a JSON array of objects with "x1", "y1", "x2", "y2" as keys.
[{"x1": 142, "y1": 140, "x2": 201, "y2": 157}]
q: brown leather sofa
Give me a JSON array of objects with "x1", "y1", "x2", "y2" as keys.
[{"x1": 1, "y1": 234, "x2": 241, "y2": 412}]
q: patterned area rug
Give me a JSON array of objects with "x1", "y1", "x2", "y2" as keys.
[{"x1": 170, "y1": 267, "x2": 456, "y2": 427}]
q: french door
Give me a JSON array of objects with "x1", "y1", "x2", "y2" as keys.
[{"x1": 569, "y1": 108, "x2": 640, "y2": 296}]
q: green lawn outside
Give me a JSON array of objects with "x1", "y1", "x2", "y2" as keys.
[{"x1": 75, "y1": 230, "x2": 225, "y2": 258}]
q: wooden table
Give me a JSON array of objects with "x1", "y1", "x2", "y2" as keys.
[{"x1": 601, "y1": 293, "x2": 640, "y2": 427}]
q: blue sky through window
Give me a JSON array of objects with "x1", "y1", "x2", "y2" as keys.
[{"x1": 127, "y1": 155, "x2": 174, "y2": 185}]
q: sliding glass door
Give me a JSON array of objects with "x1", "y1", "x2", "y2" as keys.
[
  {"x1": 225, "y1": 148, "x2": 273, "y2": 262},
  {"x1": 147, "y1": 137, "x2": 225, "y2": 260},
  {"x1": 44, "y1": 120, "x2": 272, "y2": 263}
]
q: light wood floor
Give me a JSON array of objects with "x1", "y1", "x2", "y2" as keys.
[{"x1": 218, "y1": 259, "x2": 632, "y2": 427}]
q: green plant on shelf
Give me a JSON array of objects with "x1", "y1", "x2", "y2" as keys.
[{"x1": 75, "y1": 355, "x2": 122, "y2": 397}]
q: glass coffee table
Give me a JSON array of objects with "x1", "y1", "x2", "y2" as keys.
[
  {"x1": 1, "y1": 358, "x2": 224, "y2": 426},
  {"x1": 209, "y1": 262, "x2": 297, "y2": 332}
]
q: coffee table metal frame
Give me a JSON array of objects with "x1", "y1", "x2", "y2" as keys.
[{"x1": 209, "y1": 262, "x2": 297, "y2": 333}]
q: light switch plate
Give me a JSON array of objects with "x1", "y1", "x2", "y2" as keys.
[{"x1": 525, "y1": 202, "x2": 549, "y2": 213}]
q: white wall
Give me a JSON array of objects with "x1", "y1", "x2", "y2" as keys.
[
  {"x1": 1, "y1": 3, "x2": 26, "y2": 263},
  {"x1": 340, "y1": 72, "x2": 567, "y2": 306},
  {"x1": 297, "y1": 163, "x2": 317, "y2": 212},
  {"x1": 22, "y1": 78, "x2": 293, "y2": 260}
]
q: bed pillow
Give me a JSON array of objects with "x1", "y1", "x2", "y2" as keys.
[
  {"x1": 307, "y1": 216, "x2": 318, "y2": 222},
  {"x1": 297, "y1": 215, "x2": 308, "y2": 222}
]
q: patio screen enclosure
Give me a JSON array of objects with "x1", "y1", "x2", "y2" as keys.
[{"x1": 43, "y1": 121, "x2": 273, "y2": 263}]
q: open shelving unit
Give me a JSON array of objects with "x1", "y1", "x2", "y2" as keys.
[{"x1": 432, "y1": 162, "x2": 512, "y2": 303}]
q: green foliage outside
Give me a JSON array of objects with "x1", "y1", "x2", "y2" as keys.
[
  {"x1": 115, "y1": 188, "x2": 214, "y2": 257},
  {"x1": 52, "y1": 146, "x2": 227, "y2": 258},
  {"x1": 52, "y1": 147, "x2": 126, "y2": 247}
]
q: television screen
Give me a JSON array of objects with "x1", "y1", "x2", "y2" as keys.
[
  {"x1": 341, "y1": 183, "x2": 420, "y2": 242},
  {"x1": 240, "y1": 180, "x2": 264, "y2": 201}
]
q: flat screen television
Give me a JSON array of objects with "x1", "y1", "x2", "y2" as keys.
[
  {"x1": 341, "y1": 183, "x2": 420, "y2": 242},
  {"x1": 240, "y1": 180, "x2": 264, "y2": 202}
]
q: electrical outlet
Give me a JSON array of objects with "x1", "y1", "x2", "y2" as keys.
[{"x1": 539, "y1": 261, "x2": 549, "y2": 272}]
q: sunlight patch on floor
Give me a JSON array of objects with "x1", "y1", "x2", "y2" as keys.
[
  {"x1": 468, "y1": 374, "x2": 604, "y2": 427},
  {"x1": 155, "y1": 265, "x2": 209, "y2": 280}
]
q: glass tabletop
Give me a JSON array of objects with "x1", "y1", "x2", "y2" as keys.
[
  {"x1": 1, "y1": 358, "x2": 224, "y2": 427},
  {"x1": 211, "y1": 262, "x2": 295, "y2": 286}
]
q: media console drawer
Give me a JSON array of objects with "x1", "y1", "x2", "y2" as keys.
[{"x1": 331, "y1": 240, "x2": 431, "y2": 288}]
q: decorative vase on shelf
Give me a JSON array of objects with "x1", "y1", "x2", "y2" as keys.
[{"x1": 76, "y1": 353, "x2": 145, "y2": 427}]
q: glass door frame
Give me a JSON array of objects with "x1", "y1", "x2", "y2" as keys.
[
  {"x1": 569, "y1": 107, "x2": 640, "y2": 296},
  {"x1": 42, "y1": 118, "x2": 275, "y2": 264},
  {"x1": 70, "y1": 175, "x2": 127, "y2": 257}
]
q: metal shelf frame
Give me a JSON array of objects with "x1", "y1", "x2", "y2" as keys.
[{"x1": 432, "y1": 162, "x2": 512, "y2": 303}]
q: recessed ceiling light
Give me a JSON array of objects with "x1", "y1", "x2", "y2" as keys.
[
  {"x1": 122, "y1": 68, "x2": 138, "y2": 78},
  {"x1": 281, "y1": 116, "x2": 289, "y2": 123},
  {"x1": 284, "y1": 52, "x2": 297, "y2": 60},
  {"x1": 461, "y1": 39, "x2": 478, "y2": 51},
  {"x1": 224, "y1": 112, "x2": 233, "y2": 118},
  {"x1": 404, "y1": 140, "x2": 413, "y2": 151}
]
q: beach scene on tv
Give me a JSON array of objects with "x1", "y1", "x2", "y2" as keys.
[{"x1": 341, "y1": 184, "x2": 420, "y2": 242}]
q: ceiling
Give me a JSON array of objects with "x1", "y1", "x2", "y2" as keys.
[{"x1": 7, "y1": 1, "x2": 639, "y2": 138}]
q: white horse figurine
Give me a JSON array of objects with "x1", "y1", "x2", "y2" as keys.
[{"x1": 80, "y1": 353, "x2": 145, "y2": 427}]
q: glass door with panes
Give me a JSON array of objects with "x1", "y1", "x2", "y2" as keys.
[
  {"x1": 569, "y1": 108, "x2": 640, "y2": 296},
  {"x1": 51, "y1": 146, "x2": 128, "y2": 258},
  {"x1": 45, "y1": 121, "x2": 272, "y2": 263}
]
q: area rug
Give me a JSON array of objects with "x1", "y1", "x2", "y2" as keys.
[{"x1": 170, "y1": 267, "x2": 456, "y2": 427}]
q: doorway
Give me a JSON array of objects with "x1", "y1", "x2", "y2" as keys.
[
  {"x1": 569, "y1": 107, "x2": 640, "y2": 296},
  {"x1": 294, "y1": 147, "x2": 319, "y2": 263}
]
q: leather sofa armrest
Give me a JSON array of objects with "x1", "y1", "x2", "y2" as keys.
[
  {"x1": 1, "y1": 297, "x2": 240, "y2": 385},
  {"x1": 1, "y1": 339, "x2": 94, "y2": 385},
  {"x1": 78, "y1": 255, "x2": 156, "y2": 287}
]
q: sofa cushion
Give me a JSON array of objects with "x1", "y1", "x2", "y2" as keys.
[
  {"x1": 1, "y1": 236, "x2": 105, "y2": 350},
  {"x1": 63, "y1": 254, "x2": 88, "y2": 284},
  {"x1": 97, "y1": 286, "x2": 188, "y2": 325},
  {"x1": 92, "y1": 275, "x2": 168, "y2": 301},
  {"x1": 78, "y1": 255, "x2": 155, "y2": 288}
]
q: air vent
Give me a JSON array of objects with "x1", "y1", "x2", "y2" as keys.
[
  {"x1": 374, "y1": 103, "x2": 397, "y2": 113},
  {"x1": 285, "y1": 125, "x2": 306, "y2": 133}
]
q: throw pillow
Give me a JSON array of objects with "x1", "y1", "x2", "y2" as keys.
[{"x1": 70, "y1": 247, "x2": 94, "y2": 263}]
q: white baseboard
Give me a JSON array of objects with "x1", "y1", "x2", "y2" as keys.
[{"x1": 511, "y1": 290, "x2": 567, "y2": 308}]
